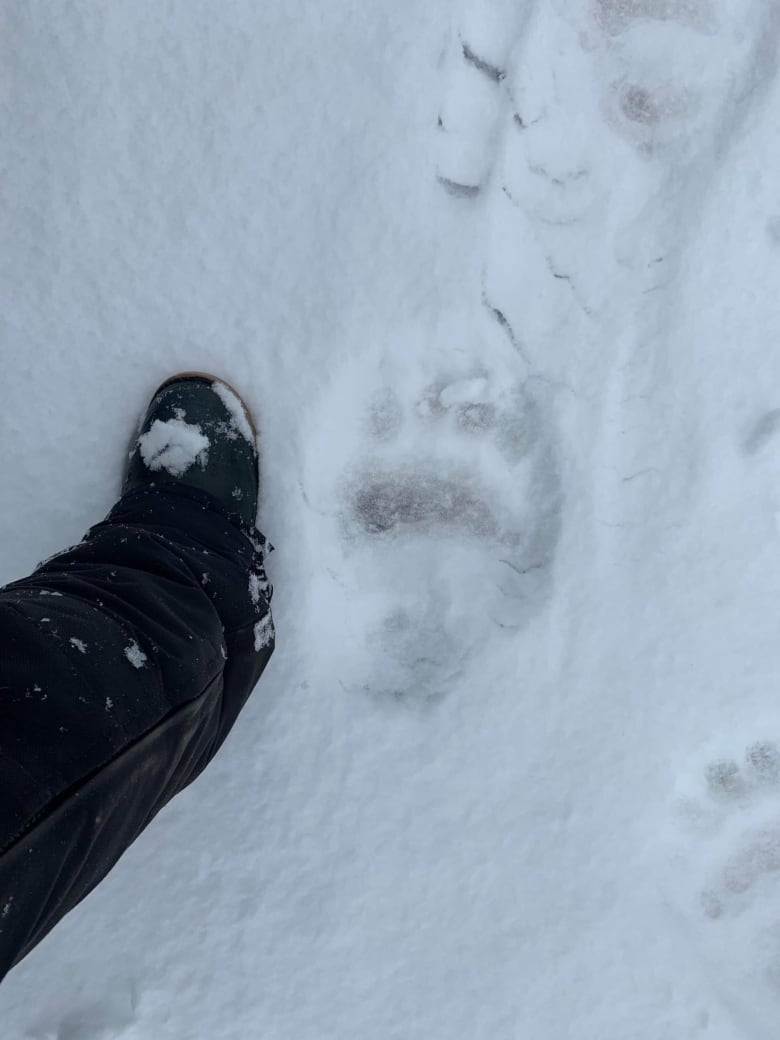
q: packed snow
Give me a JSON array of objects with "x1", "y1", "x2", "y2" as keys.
[
  {"x1": 2, "y1": 0, "x2": 780, "y2": 1037},
  {"x1": 137, "y1": 418, "x2": 210, "y2": 478}
]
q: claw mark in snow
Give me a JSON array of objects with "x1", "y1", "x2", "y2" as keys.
[
  {"x1": 437, "y1": 174, "x2": 480, "y2": 198},
  {"x1": 481, "y1": 288, "x2": 531, "y2": 366},
  {"x1": 461, "y1": 40, "x2": 504, "y2": 82}
]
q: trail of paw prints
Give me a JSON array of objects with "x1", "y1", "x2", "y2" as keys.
[
  {"x1": 342, "y1": 370, "x2": 560, "y2": 703},
  {"x1": 306, "y1": 348, "x2": 562, "y2": 705},
  {"x1": 669, "y1": 742, "x2": 780, "y2": 1028}
]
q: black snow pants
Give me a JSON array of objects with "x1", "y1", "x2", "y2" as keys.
[{"x1": 0, "y1": 482, "x2": 275, "y2": 981}]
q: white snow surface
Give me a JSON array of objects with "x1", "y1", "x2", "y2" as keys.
[
  {"x1": 3, "y1": 1, "x2": 780, "y2": 1037},
  {"x1": 138, "y1": 418, "x2": 209, "y2": 477}
]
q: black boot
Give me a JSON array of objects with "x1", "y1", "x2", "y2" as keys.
[
  {"x1": 0, "y1": 372, "x2": 274, "y2": 981},
  {"x1": 123, "y1": 372, "x2": 260, "y2": 529}
]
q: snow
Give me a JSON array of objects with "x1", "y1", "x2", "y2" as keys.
[
  {"x1": 212, "y1": 381, "x2": 255, "y2": 445},
  {"x1": 248, "y1": 572, "x2": 267, "y2": 608},
  {"x1": 137, "y1": 418, "x2": 210, "y2": 478},
  {"x1": 68, "y1": 638, "x2": 88, "y2": 654},
  {"x1": 124, "y1": 642, "x2": 147, "y2": 669},
  {"x1": 253, "y1": 616, "x2": 274, "y2": 653},
  {"x1": 3, "y1": 0, "x2": 780, "y2": 1037}
]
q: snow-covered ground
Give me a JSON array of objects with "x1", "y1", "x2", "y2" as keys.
[{"x1": 3, "y1": 0, "x2": 780, "y2": 1036}]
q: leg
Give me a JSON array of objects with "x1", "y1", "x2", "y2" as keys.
[{"x1": 0, "y1": 378, "x2": 274, "y2": 980}]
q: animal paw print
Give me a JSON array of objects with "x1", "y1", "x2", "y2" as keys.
[
  {"x1": 345, "y1": 371, "x2": 560, "y2": 570},
  {"x1": 671, "y1": 742, "x2": 780, "y2": 1013},
  {"x1": 304, "y1": 347, "x2": 561, "y2": 702},
  {"x1": 693, "y1": 744, "x2": 780, "y2": 914},
  {"x1": 350, "y1": 372, "x2": 560, "y2": 696}
]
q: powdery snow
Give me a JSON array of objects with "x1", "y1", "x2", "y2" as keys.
[
  {"x1": 2, "y1": 2, "x2": 780, "y2": 1039},
  {"x1": 68, "y1": 638, "x2": 87, "y2": 654},
  {"x1": 138, "y1": 418, "x2": 210, "y2": 477}
]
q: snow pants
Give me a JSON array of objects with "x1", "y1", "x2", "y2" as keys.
[{"x1": 0, "y1": 483, "x2": 275, "y2": 981}]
